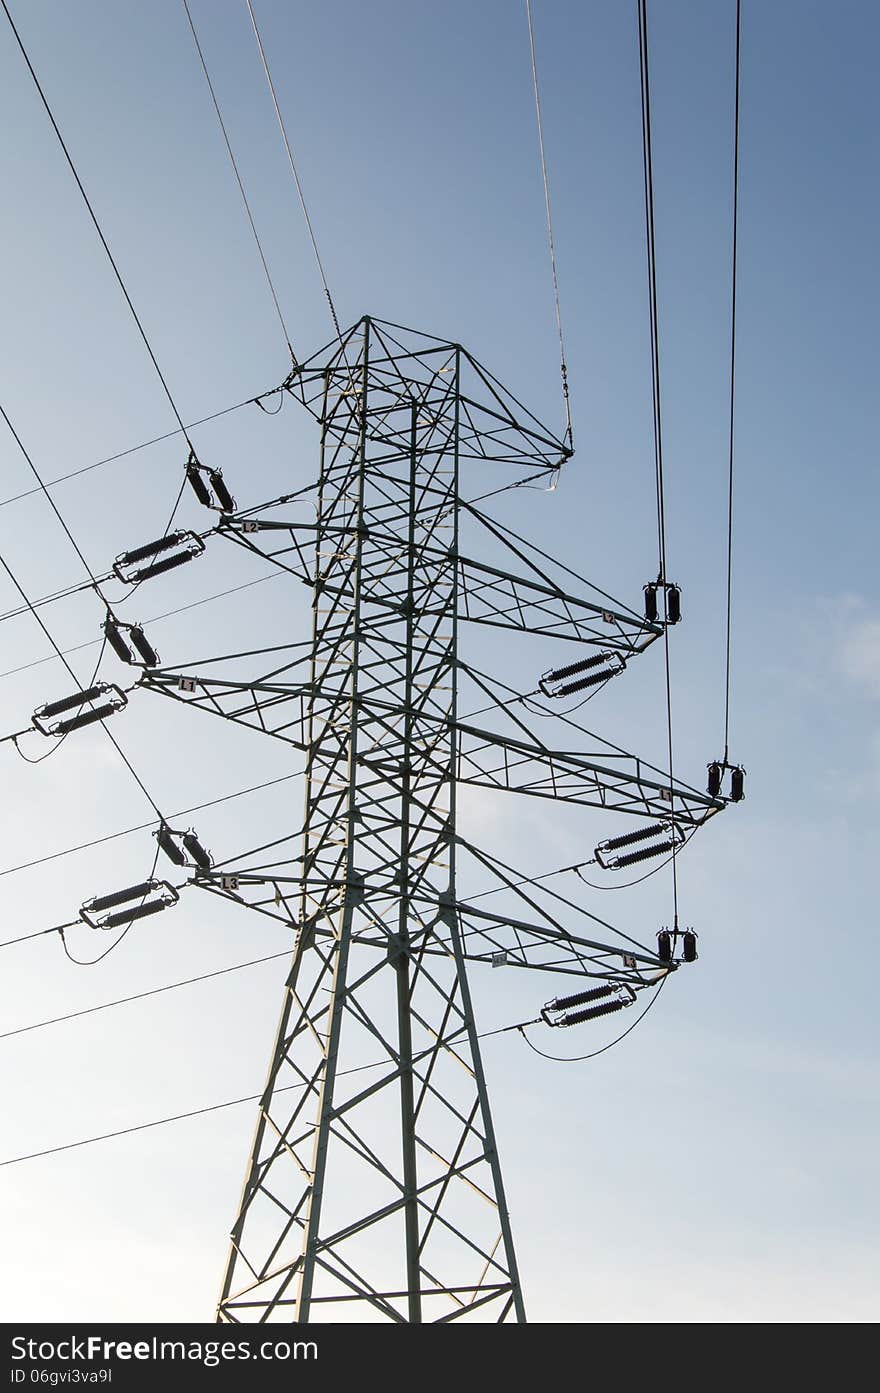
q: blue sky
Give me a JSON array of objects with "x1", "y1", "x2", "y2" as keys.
[{"x1": 0, "y1": 0, "x2": 877, "y2": 1322}]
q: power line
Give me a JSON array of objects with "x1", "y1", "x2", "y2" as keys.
[
  {"x1": 244, "y1": 0, "x2": 342, "y2": 341},
  {"x1": 0, "y1": 868, "x2": 186, "y2": 959},
  {"x1": 0, "y1": 769, "x2": 301, "y2": 882},
  {"x1": 1, "y1": 945, "x2": 546, "y2": 1053},
  {"x1": 0, "y1": 949, "x2": 292, "y2": 1041},
  {"x1": 1, "y1": 0, "x2": 194, "y2": 462},
  {"x1": 0, "y1": 546, "x2": 164, "y2": 821},
  {"x1": 723, "y1": 0, "x2": 741, "y2": 763},
  {"x1": 0, "y1": 1056, "x2": 398, "y2": 1170},
  {"x1": 182, "y1": 0, "x2": 296, "y2": 364},
  {"x1": 0, "y1": 1082, "x2": 313, "y2": 1170},
  {"x1": 0, "y1": 519, "x2": 220, "y2": 630},
  {"x1": 0, "y1": 57, "x2": 296, "y2": 642},
  {"x1": 10, "y1": 632, "x2": 108, "y2": 767},
  {"x1": 0, "y1": 403, "x2": 111, "y2": 607},
  {"x1": 59, "y1": 842, "x2": 163, "y2": 968},
  {"x1": 525, "y1": 0, "x2": 573, "y2": 455},
  {"x1": 162, "y1": 471, "x2": 191, "y2": 538},
  {"x1": 92, "y1": 718, "x2": 161, "y2": 819},
  {"x1": 0, "y1": 385, "x2": 285, "y2": 515},
  {"x1": 0, "y1": 920, "x2": 79, "y2": 951},
  {"x1": 0, "y1": 573, "x2": 113, "y2": 628},
  {"x1": 0, "y1": 402, "x2": 143, "y2": 790},
  {"x1": 0, "y1": 571, "x2": 283, "y2": 682},
  {"x1": 11, "y1": 727, "x2": 69, "y2": 763},
  {"x1": 638, "y1": 0, "x2": 668, "y2": 590},
  {"x1": 637, "y1": 0, "x2": 679, "y2": 928},
  {"x1": 0, "y1": 991, "x2": 663, "y2": 1167}
]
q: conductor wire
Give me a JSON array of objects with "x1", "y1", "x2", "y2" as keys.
[
  {"x1": 722, "y1": 0, "x2": 741, "y2": 763},
  {"x1": 1, "y1": 2, "x2": 195, "y2": 455},
  {"x1": 0, "y1": 548, "x2": 164, "y2": 821},
  {"x1": 0, "y1": 403, "x2": 112, "y2": 608},
  {"x1": 181, "y1": 0, "x2": 297, "y2": 364},
  {"x1": 525, "y1": 0, "x2": 573, "y2": 455},
  {"x1": 638, "y1": 0, "x2": 679, "y2": 928},
  {"x1": 244, "y1": 0, "x2": 342, "y2": 341}
]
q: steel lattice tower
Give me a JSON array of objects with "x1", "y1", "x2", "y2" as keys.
[{"x1": 142, "y1": 317, "x2": 725, "y2": 1322}]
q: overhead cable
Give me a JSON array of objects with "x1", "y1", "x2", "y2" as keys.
[
  {"x1": 722, "y1": 0, "x2": 742, "y2": 763},
  {"x1": 0, "y1": 384, "x2": 287, "y2": 515},
  {"x1": 525, "y1": 0, "x2": 573, "y2": 455},
  {"x1": 0, "y1": 950, "x2": 292, "y2": 1040},
  {"x1": 1, "y1": 1, "x2": 195, "y2": 458},
  {"x1": 0, "y1": 548, "x2": 164, "y2": 820},
  {"x1": 0, "y1": 920, "x2": 79, "y2": 951},
  {"x1": 0, "y1": 521, "x2": 219, "y2": 630},
  {"x1": 0, "y1": 990, "x2": 664, "y2": 1168},
  {"x1": 637, "y1": 0, "x2": 679, "y2": 928},
  {"x1": 0, "y1": 571, "x2": 282, "y2": 683},
  {"x1": 243, "y1": 0, "x2": 342, "y2": 341},
  {"x1": 182, "y1": 0, "x2": 296, "y2": 364},
  {"x1": 0, "y1": 769, "x2": 300, "y2": 882},
  {"x1": 0, "y1": 404, "x2": 112, "y2": 608}
]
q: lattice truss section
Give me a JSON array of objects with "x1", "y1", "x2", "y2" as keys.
[{"x1": 138, "y1": 318, "x2": 725, "y2": 1322}]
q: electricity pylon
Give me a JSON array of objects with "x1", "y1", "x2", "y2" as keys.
[{"x1": 143, "y1": 317, "x2": 724, "y2": 1322}]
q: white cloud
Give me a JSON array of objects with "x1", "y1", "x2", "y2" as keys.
[{"x1": 841, "y1": 616, "x2": 880, "y2": 699}]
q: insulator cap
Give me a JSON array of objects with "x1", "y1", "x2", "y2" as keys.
[
  {"x1": 209, "y1": 470, "x2": 236, "y2": 513},
  {"x1": 612, "y1": 839, "x2": 675, "y2": 869},
  {"x1": 707, "y1": 761, "x2": 722, "y2": 797},
  {"x1": 186, "y1": 461, "x2": 213, "y2": 508},
  {"x1": 730, "y1": 766, "x2": 745, "y2": 802},
  {"x1": 156, "y1": 825, "x2": 186, "y2": 866},
  {"x1": 666, "y1": 584, "x2": 682, "y2": 624},
  {"x1": 85, "y1": 880, "x2": 160, "y2": 913},
  {"x1": 682, "y1": 930, "x2": 698, "y2": 962},
  {"x1": 129, "y1": 625, "x2": 159, "y2": 667},
  {"x1": 657, "y1": 930, "x2": 673, "y2": 963},
  {"x1": 599, "y1": 821, "x2": 668, "y2": 853},
  {"x1": 54, "y1": 702, "x2": 119, "y2": 734},
  {"x1": 104, "y1": 619, "x2": 134, "y2": 664},
  {"x1": 118, "y1": 532, "x2": 186, "y2": 567},
  {"x1": 182, "y1": 831, "x2": 212, "y2": 869},
  {"x1": 100, "y1": 898, "x2": 169, "y2": 930},
  {"x1": 114, "y1": 532, "x2": 204, "y2": 585},
  {"x1": 39, "y1": 684, "x2": 108, "y2": 719},
  {"x1": 561, "y1": 997, "x2": 629, "y2": 1027},
  {"x1": 555, "y1": 668, "x2": 618, "y2": 695},
  {"x1": 644, "y1": 583, "x2": 658, "y2": 622},
  {"x1": 548, "y1": 983, "x2": 616, "y2": 1012},
  {"x1": 131, "y1": 550, "x2": 195, "y2": 582},
  {"x1": 544, "y1": 651, "x2": 612, "y2": 685}
]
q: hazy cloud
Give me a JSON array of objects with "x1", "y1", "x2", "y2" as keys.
[{"x1": 841, "y1": 614, "x2": 880, "y2": 699}]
